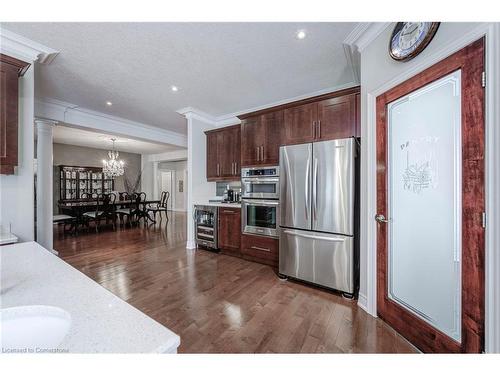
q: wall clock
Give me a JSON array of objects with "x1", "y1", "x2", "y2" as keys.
[{"x1": 389, "y1": 22, "x2": 440, "y2": 62}]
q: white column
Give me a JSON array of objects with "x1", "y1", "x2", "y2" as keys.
[
  {"x1": 186, "y1": 114, "x2": 196, "y2": 249},
  {"x1": 35, "y1": 119, "x2": 57, "y2": 251}
]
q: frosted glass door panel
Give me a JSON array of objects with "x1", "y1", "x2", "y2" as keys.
[{"x1": 387, "y1": 70, "x2": 462, "y2": 342}]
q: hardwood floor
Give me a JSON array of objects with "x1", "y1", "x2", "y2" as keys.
[{"x1": 54, "y1": 212, "x2": 417, "y2": 353}]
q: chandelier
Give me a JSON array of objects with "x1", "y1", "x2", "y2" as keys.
[{"x1": 102, "y1": 138, "x2": 124, "y2": 178}]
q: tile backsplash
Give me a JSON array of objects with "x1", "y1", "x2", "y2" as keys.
[{"x1": 216, "y1": 181, "x2": 241, "y2": 197}]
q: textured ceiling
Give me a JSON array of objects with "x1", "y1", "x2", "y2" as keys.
[
  {"x1": 2, "y1": 22, "x2": 358, "y2": 134},
  {"x1": 51, "y1": 125, "x2": 181, "y2": 155}
]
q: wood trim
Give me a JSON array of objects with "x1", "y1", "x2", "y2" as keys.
[
  {"x1": 0, "y1": 54, "x2": 31, "y2": 77},
  {"x1": 376, "y1": 38, "x2": 485, "y2": 353},
  {"x1": 238, "y1": 86, "x2": 360, "y2": 120},
  {"x1": 204, "y1": 124, "x2": 240, "y2": 135}
]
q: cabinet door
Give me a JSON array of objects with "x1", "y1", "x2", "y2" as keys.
[
  {"x1": 241, "y1": 116, "x2": 264, "y2": 167},
  {"x1": 283, "y1": 102, "x2": 317, "y2": 145},
  {"x1": 0, "y1": 63, "x2": 20, "y2": 174},
  {"x1": 218, "y1": 207, "x2": 241, "y2": 254},
  {"x1": 206, "y1": 131, "x2": 220, "y2": 179},
  {"x1": 262, "y1": 110, "x2": 283, "y2": 165},
  {"x1": 231, "y1": 126, "x2": 241, "y2": 176},
  {"x1": 317, "y1": 94, "x2": 356, "y2": 141},
  {"x1": 221, "y1": 126, "x2": 241, "y2": 177}
]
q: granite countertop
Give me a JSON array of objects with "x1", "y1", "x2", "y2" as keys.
[{"x1": 0, "y1": 241, "x2": 180, "y2": 353}]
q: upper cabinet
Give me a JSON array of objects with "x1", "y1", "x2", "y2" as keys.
[
  {"x1": 205, "y1": 125, "x2": 241, "y2": 181},
  {"x1": 317, "y1": 93, "x2": 356, "y2": 141},
  {"x1": 283, "y1": 91, "x2": 358, "y2": 145},
  {"x1": 241, "y1": 110, "x2": 284, "y2": 167},
  {"x1": 0, "y1": 54, "x2": 30, "y2": 175}
]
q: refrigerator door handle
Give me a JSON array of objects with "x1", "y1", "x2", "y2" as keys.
[
  {"x1": 283, "y1": 229, "x2": 345, "y2": 242},
  {"x1": 312, "y1": 157, "x2": 318, "y2": 221},
  {"x1": 305, "y1": 157, "x2": 310, "y2": 220}
]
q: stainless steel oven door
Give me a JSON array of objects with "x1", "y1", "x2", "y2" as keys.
[
  {"x1": 242, "y1": 199, "x2": 280, "y2": 237},
  {"x1": 241, "y1": 177, "x2": 280, "y2": 199}
]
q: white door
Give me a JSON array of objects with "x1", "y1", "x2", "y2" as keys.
[{"x1": 160, "y1": 171, "x2": 174, "y2": 211}]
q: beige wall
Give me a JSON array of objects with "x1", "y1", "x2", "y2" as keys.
[{"x1": 52, "y1": 143, "x2": 142, "y2": 211}]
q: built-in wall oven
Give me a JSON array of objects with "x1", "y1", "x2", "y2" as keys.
[
  {"x1": 241, "y1": 166, "x2": 279, "y2": 200},
  {"x1": 242, "y1": 199, "x2": 280, "y2": 238}
]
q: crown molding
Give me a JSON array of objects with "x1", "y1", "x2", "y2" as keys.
[
  {"x1": 0, "y1": 28, "x2": 59, "y2": 64},
  {"x1": 178, "y1": 81, "x2": 359, "y2": 129},
  {"x1": 36, "y1": 97, "x2": 187, "y2": 148},
  {"x1": 344, "y1": 22, "x2": 392, "y2": 53}
]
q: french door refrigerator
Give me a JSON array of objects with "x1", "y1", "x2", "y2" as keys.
[{"x1": 279, "y1": 138, "x2": 356, "y2": 295}]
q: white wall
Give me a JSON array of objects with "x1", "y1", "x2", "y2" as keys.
[
  {"x1": 0, "y1": 65, "x2": 35, "y2": 242},
  {"x1": 359, "y1": 22, "x2": 500, "y2": 352},
  {"x1": 158, "y1": 160, "x2": 187, "y2": 211},
  {"x1": 141, "y1": 149, "x2": 187, "y2": 200},
  {"x1": 185, "y1": 114, "x2": 217, "y2": 249}
]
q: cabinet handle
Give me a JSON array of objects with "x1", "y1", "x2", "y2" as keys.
[
  {"x1": 317, "y1": 120, "x2": 321, "y2": 138},
  {"x1": 261, "y1": 146, "x2": 264, "y2": 162},
  {"x1": 251, "y1": 246, "x2": 271, "y2": 252},
  {"x1": 223, "y1": 210, "x2": 236, "y2": 213},
  {"x1": 256, "y1": 147, "x2": 260, "y2": 161},
  {"x1": 312, "y1": 121, "x2": 316, "y2": 139},
  {"x1": 217, "y1": 163, "x2": 220, "y2": 176}
]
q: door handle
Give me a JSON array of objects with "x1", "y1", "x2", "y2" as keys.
[
  {"x1": 251, "y1": 246, "x2": 271, "y2": 252},
  {"x1": 283, "y1": 229, "x2": 345, "y2": 242},
  {"x1": 375, "y1": 214, "x2": 389, "y2": 223},
  {"x1": 312, "y1": 158, "x2": 318, "y2": 221},
  {"x1": 305, "y1": 158, "x2": 310, "y2": 220}
]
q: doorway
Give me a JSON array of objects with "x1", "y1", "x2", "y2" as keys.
[
  {"x1": 159, "y1": 170, "x2": 174, "y2": 211},
  {"x1": 376, "y1": 38, "x2": 485, "y2": 353}
]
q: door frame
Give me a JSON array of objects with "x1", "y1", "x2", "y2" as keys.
[
  {"x1": 361, "y1": 23, "x2": 500, "y2": 353},
  {"x1": 377, "y1": 38, "x2": 485, "y2": 353}
]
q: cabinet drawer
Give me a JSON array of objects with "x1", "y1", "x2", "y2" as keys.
[{"x1": 241, "y1": 234, "x2": 278, "y2": 266}]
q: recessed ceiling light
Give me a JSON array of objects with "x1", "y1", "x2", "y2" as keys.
[
  {"x1": 171, "y1": 85, "x2": 179, "y2": 92},
  {"x1": 106, "y1": 101, "x2": 113, "y2": 106},
  {"x1": 296, "y1": 30, "x2": 306, "y2": 40}
]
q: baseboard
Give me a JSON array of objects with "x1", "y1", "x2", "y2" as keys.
[
  {"x1": 357, "y1": 292, "x2": 368, "y2": 313},
  {"x1": 186, "y1": 240, "x2": 196, "y2": 250}
]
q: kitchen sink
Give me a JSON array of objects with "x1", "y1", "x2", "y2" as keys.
[{"x1": 1, "y1": 305, "x2": 71, "y2": 351}]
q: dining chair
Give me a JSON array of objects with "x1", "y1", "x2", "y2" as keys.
[
  {"x1": 147, "y1": 191, "x2": 170, "y2": 224},
  {"x1": 134, "y1": 192, "x2": 148, "y2": 225},
  {"x1": 115, "y1": 192, "x2": 136, "y2": 227},
  {"x1": 82, "y1": 193, "x2": 116, "y2": 232}
]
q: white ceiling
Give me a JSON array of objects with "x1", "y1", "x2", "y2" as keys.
[
  {"x1": 2, "y1": 22, "x2": 359, "y2": 134},
  {"x1": 52, "y1": 125, "x2": 181, "y2": 155}
]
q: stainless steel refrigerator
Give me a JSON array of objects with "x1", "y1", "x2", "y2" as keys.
[{"x1": 279, "y1": 138, "x2": 356, "y2": 296}]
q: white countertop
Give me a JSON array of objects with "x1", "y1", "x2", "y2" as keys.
[
  {"x1": 195, "y1": 201, "x2": 241, "y2": 208},
  {"x1": 0, "y1": 241, "x2": 180, "y2": 353}
]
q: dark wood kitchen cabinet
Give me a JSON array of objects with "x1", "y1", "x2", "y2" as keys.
[
  {"x1": 241, "y1": 234, "x2": 278, "y2": 267},
  {"x1": 282, "y1": 92, "x2": 357, "y2": 145},
  {"x1": 316, "y1": 93, "x2": 356, "y2": 141},
  {"x1": 218, "y1": 207, "x2": 241, "y2": 255},
  {"x1": 240, "y1": 110, "x2": 283, "y2": 167},
  {"x1": 0, "y1": 54, "x2": 30, "y2": 175},
  {"x1": 205, "y1": 125, "x2": 241, "y2": 181},
  {"x1": 283, "y1": 102, "x2": 317, "y2": 145}
]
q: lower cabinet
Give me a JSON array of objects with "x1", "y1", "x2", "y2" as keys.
[
  {"x1": 218, "y1": 207, "x2": 241, "y2": 255},
  {"x1": 241, "y1": 234, "x2": 278, "y2": 267}
]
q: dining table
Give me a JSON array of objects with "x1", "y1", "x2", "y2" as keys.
[{"x1": 58, "y1": 199, "x2": 161, "y2": 232}]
